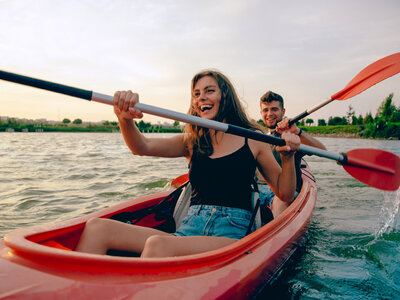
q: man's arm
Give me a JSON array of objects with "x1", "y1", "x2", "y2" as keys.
[{"x1": 297, "y1": 128, "x2": 326, "y2": 150}]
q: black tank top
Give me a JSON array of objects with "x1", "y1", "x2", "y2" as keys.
[{"x1": 189, "y1": 138, "x2": 256, "y2": 212}]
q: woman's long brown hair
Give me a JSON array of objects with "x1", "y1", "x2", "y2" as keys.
[{"x1": 184, "y1": 69, "x2": 262, "y2": 157}]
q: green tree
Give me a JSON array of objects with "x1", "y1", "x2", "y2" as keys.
[
  {"x1": 62, "y1": 118, "x2": 71, "y2": 124},
  {"x1": 72, "y1": 118, "x2": 82, "y2": 124},
  {"x1": 391, "y1": 109, "x2": 400, "y2": 123},
  {"x1": 173, "y1": 120, "x2": 180, "y2": 127},
  {"x1": 305, "y1": 118, "x2": 314, "y2": 126},
  {"x1": 363, "y1": 113, "x2": 374, "y2": 124},
  {"x1": 376, "y1": 93, "x2": 396, "y2": 122},
  {"x1": 8, "y1": 118, "x2": 17, "y2": 126},
  {"x1": 374, "y1": 117, "x2": 388, "y2": 138},
  {"x1": 318, "y1": 119, "x2": 326, "y2": 126},
  {"x1": 102, "y1": 121, "x2": 110, "y2": 126},
  {"x1": 328, "y1": 116, "x2": 346, "y2": 125},
  {"x1": 357, "y1": 115, "x2": 364, "y2": 125},
  {"x1": 136, "y1": 120, "x2": 151, "y2": 130}
]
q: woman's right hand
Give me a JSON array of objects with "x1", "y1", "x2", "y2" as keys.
[{"x1": 113, "y1": 90, "x2": 144, "y2": 120}]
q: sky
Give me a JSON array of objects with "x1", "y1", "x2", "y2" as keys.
[{"x1": 0, "y1": 0, "x2": 399, "y2": 124}]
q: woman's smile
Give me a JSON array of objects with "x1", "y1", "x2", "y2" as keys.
[{"x1": 192, "y1": 76, "x2": 221, "y2": 119}]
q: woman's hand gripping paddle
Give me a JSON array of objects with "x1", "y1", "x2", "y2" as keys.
[{"x1": 0, "y1": 70, "x2": 399, "y2": 191}]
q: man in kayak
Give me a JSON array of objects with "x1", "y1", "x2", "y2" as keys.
[
  {"x1": 75, "y1": 70, "x2": 300, "y2": 258},
  {"x1": 259, "y1": 91, "x2": 326, "y2": 217}
]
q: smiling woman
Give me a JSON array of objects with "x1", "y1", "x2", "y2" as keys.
[
  {"x1": 185, "y1": 70, "x2": 266, "y2": 157},
  {"x1": 74, "y1": 68, "x2": 300, "y2": 257}
]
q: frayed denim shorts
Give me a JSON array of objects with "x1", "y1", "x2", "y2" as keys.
[
  {"x1": 258, "y1": 184, "x2": 276, "y2": 207},
  {"x1": 173, "y1": 205, "x2": 253, "y2": 240}
]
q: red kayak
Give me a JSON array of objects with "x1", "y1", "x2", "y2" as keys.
[{"x1": 0, "y1": 166, "x2": 316, "y2": 299}]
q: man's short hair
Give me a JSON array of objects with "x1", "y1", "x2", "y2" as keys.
[{"x1": 260, "y1": 91, "x2": 284, "y2": 109}]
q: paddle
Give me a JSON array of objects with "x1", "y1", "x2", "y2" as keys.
[
  {"x1": 171, "y1": 174, "x2": 189, "y2": 188},
  {"x1": 0, "y1": 70, "x2": 399, "y2": 191},
  {"x1": 289, "y1": 52, "x2": 400, "y2": 126}
]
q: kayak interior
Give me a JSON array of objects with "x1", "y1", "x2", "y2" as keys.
[{"x1": 1, "y1": 166, "x2": 317, "y2": 286}]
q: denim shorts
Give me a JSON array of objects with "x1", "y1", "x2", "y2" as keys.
[
  {"x1": 173, "y1": 205, "x2": 253, "y2": 240},
  {"x1": 259, "y1": 184, "x2": 276, "y2": 207}
]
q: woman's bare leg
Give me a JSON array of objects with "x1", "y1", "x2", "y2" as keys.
[
  {"x1": 75, "y1": 218, "x2": 171, "y2": 255},
  {"x1": 141, "y1": 235, "x2": 236, "y2": 258}
]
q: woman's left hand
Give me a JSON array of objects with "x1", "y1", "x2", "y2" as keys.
[{"x1": 275, "y1": 131, "x2": 300, "y2": 156}]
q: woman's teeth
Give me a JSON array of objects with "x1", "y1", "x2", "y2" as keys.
[{"x1": 200, "y1": 105, "x2": 212, "y2": 112}]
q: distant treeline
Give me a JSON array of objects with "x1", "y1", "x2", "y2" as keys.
[
  {"x1": 0, "y1": 118, "x2": 183, "y2": 133},
  {"x1": 315, "y1": 93, "x2": 399, "y2": 139}
]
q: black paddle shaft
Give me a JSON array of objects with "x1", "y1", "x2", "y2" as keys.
[{"x1": 0, "y1": 70, "x2": 93, "y2": 100}]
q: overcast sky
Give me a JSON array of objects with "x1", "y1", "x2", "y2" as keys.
[{"x1": 1, "y1": 0, "x2": 399, "y2": 124}]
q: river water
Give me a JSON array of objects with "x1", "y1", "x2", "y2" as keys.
[{"x1": 0, "y1": 132, "x2": 399, "y2": 299}]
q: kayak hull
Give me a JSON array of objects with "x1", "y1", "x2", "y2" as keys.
[{"x1": 0, "y1": 167, "x2": 316, "y2": 299}]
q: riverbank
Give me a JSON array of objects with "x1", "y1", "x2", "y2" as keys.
[
  {"x1": 300, "y1": 125, "x2": 361, "y2": 138},
  {"x1": 0, "y1": 124, "x2": 183, "y2": 133},
  {"x1": 1, "y1": 123, "x2": 398, "y2": 139},
  {"x1": 300, "y1": 124, "x2": 399, "y2": 140}
]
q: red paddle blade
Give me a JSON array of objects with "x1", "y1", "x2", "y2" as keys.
[
  {"x1": 171, "y1": 174, "x2": 189, "y2": 188},
  {"x1": 331, "y1": 52, "x2": 400, "y2": 101},
  {"x1": 342, "y1": 148, "x2": 400, "y2": 191}
]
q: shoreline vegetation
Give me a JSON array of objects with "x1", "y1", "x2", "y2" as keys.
[
  {"x1": 1, "y1": 94, "x2": 399, "y2": 139},
  {"x1": 0, "y1": 119, "x2": 183, "y2": 134},
  {"x1": 1, "y1": 122, "x2": 397, "y2": 139}
]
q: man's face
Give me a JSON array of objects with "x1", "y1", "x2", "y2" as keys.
[{"x1": 260, "y1": 100, "x2": 285, "y2": 129}]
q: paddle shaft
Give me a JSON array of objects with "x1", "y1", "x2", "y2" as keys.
[
  {"x1": 289, "y1": 98, "x2": 333, "y2": 126},
  {"x1": 2, "y1": 69, "x2": 393, "y2": 170}
]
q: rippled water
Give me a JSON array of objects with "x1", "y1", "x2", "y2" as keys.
[
  {"x1": 264, "y1": 137, "x2": 400, "y2": 299},
  {"x1": 0, "y1": 132, "x2": 188, "y2": 234},
  {"x1": 1, "y1": 133, "x2": 399, "y2": 299}
]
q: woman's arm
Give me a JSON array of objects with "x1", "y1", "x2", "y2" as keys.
[
  {"x1": 114, "y1": 90, "x2": 189, "y2": 158},
  {"x1": 254, "y1": 132, "x2": 299, "y2": 203}
]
